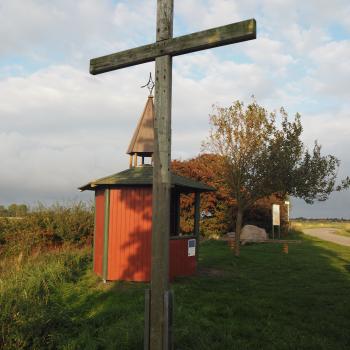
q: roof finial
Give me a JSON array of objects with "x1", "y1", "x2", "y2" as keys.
[{"x1": 141, "y1": 72, "x2": 155, "y2": 96}]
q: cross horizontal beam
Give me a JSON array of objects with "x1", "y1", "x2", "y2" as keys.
[{"x1": 90, "y1": 19, "x2": 256, "y2": 75}]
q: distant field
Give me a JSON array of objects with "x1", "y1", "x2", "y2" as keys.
[{"x1": 292, "y1": 220, "x2": 350, "y2": 238}]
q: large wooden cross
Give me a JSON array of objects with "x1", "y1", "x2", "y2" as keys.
[{"x1": 90, "y1": 1, "x2": 256, "y2": 349}]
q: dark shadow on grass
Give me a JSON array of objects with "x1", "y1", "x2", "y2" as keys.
[
  {"x1": 39, "y1": 230, "x2": 350, "y2": 350},
  {"x1": 55, "y1": 278, "x2": 147, "y2": 350}
]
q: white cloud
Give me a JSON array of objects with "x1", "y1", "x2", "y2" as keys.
[
  {"x1": 301, "y1": 108, "x2": 350, "y2": 153},
  {"x1": 0, "y1": 50, "x2": 274, "y2": 204},
  {"x1": 175, "y1": 0, "x2": 242, "y2": 33},
  {"x1": 243, "y1": 36, "x2": 295, "y2": 76},
  {"x1": 0, "y1": 0, "x2": 349, "y2": 217},
  {"x1": 284, "y1": 25, "x2": 330, "y2": 56},
  {"x1": 0, "y1": 0, "x2": 155, "y2": 65},
  {"x1": 0, "y1": 63, "x2": 154, "y2": 203},
  {"x1": 306, "y1": 40, "x2": 350, "y2": 98}
]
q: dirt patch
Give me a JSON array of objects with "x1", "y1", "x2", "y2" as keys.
[
  {"x1": 305, "y1": 228, "x2": 338, "y2": 235},
  {"x1": 303, "y1": 228, "x2": 350, "y2": 247}
]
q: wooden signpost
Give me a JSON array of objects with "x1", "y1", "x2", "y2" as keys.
[{"x1": 89, "y1": 1, "x2": 256, "y2": 349}]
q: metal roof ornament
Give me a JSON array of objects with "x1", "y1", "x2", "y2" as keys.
[{"x1": 141, "y1": 72, "x2": 155, "y2": 96}]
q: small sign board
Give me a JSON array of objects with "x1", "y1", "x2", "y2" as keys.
[
  {"x1": 272, "y1": 204, "x2": 280, "y2": 226},
  {"x1": 188, "y1": 239, "x2": 196, "y2": 257}
]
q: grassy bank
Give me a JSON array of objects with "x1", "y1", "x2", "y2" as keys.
[
  {"x1": 1, "y1": 229, "x2": 350, "y2": 349},
  {"x1": 0, "y1": 247, "x2": 91, "y2": 349}
]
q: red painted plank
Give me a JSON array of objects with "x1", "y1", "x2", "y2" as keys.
[
  {"x1": 144, "y1": 188, "x2": 152, "y2": 281},
  {"x1": 102, "y1": 186, "x2": 195, "y2": 282},
  {"x1": 107, "y1": 189, "x2": 118, "y2": 280},
  {"x1": 107, "y1": 187, "x2": 152, "y2": 281},
  {"x1": 94, "y1": 189, "x2": 105, "y2": 276}
]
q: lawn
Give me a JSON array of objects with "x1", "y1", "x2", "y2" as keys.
[
  {"x1": 1, "y1": 231, "x2": 350, "y2": 349},
  {"x1": 292, "y1": 219, "x2": 350, "y2": 238}
]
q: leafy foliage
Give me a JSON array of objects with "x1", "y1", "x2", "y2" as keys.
[
  {"x1": 0, "y1": 202, "x2": 94, "y2": 258},
  {"x1": 204, "y1": 100, "x2": 349, "y2": 207},
  {"x1": 172, "y1": 154, "x2": 232, "y2": 237},
  {"x1": 203, "y1": 99, "x2": 349, "y2": 255},
  {"x1": 172, "y1": 155, "x2": 288, "y2": 237}
]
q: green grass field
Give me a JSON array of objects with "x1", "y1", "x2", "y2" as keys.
[
  {"x1": 292, "y1": 220, "x2": 350, "y2": 238},
  {"x1": 1, "y1": 230, "x2": 350, "y2": 349}
]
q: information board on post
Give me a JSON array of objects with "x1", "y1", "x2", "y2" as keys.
[{"x1": 272, "y1": 204, "x2": 280, "y2": 226}]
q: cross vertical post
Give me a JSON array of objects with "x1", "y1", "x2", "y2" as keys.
[
  {"x1": 89, "y1": 2, "x2": 256, "y2": 348},
  {"x1": 150, "y1": 1, "x2": 173, "y2": 349}
]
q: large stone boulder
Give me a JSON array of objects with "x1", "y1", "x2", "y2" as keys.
[{"x1": 240, "y1": 225, "x2": 267, "y2": 243}]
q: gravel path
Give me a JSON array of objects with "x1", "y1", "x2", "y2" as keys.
[{"x1": 303, "y1": 228, "x2": 350, "y2": 247}]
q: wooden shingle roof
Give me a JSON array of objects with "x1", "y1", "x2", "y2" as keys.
[
  {"x1": 126, "y1": 96, "x2": 154, "y2": 155},
  {"x1": 79, "y1": 166, "x2": 215, "y2": 193}
]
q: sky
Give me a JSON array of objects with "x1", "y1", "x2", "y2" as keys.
[{"x1": 0, "y1": 0, "x2": 349, "y2": 218}]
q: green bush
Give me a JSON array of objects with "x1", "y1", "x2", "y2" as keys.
[
  {"x1": 29, "y1": 202, "x2": 94, "y2": 244},
  {"x1": 0, "y1": 202, "x2": 94, "y2": 258}
]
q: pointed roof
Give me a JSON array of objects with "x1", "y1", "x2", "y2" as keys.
[{"x1": 126, "y1": 96, "x2": 154, "y2": 155}]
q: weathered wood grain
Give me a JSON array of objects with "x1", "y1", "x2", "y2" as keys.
[
  {"x1": 90, "y1": 19, "x2": 256, "y2": 75},
  {"x1": 150, "y1": 53, "x2": 172, "y2": 350},
  {"x1": 149, "y1": 1, "x2": 173, "y2": 349}
]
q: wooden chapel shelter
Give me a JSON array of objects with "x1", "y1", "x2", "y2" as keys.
[{"x1": 79, "y1": 94, "x2": 215, "y2": 282}]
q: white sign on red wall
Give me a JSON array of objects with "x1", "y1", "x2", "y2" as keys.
[{"x1": 188, "y1": 239, "x2": 196, "y2": 257}]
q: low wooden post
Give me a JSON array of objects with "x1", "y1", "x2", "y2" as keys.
[
  {"x1": 194, "y1": 192, "x2": 200, "y2": 261},
  {"x1": 144, "y1": 289, "x2": 151, "y2": 350},
  {"x1": 228, "y1": 238, "x2": 235, "y2": 250},
  {"x1": 163, "y1": 290, "x2": 174, "y2": 350}
]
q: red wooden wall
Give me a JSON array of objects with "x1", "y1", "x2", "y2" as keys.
[
  {"x1": 107, "y1": 187, "x2": 152, "y2": 281},
  {"x1": 94, "y1": 186, "x2": 197, "y2": 282},
  {"x1": 169, "y1": 238, "x2": 196, "y2": 281},
  {"x1": 93, "y1": 189, "x2": 105, "y2": 276}
]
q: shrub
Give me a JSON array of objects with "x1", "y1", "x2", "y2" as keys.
[{"x1": 0, "y1": 202, "x2": 94, "y2": 258}]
